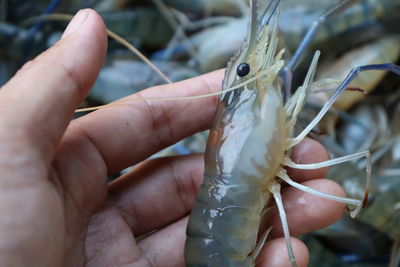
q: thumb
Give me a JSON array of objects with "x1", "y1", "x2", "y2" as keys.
[{"x1": 0, "y1": 9, "x2": 107, "y2": 165}]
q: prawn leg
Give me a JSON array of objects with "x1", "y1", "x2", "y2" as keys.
[
  {"x1": 285, "y1": 51, "x2": 320, "y2": 125},
  {"x1": 249, "y1": 227, "x2": 272, "y2": 262},
  {"x1": 291, "y1": 63, "x2": 400, "y2": 147},
  {"x1": 269, "y1": 182, "x2": 297, "y2": 267},
  {"x1": 282, "y1": 149, "x2": 371, "y2": 217},
  {"x1": 281, "y1": 0, "x2": 361, "y2": 98},
  {"x1": 280, "y1": 148, "x2": 371, "y2": 217}
]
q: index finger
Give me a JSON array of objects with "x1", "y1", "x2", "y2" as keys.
[{"x1": 65, "y1": 69, "x2": 223, "y2": 174}]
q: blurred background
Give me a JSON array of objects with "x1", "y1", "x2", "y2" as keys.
[{"x1": 1, "y1": 0, "x2": 400, "y2": 266}]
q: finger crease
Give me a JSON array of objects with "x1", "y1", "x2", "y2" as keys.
[
  {"x1": 167, "y1": 159, "x2": 190, "y2": 214},
  {"x1": 72, "y1": 124, "x2": 108, "y2": 177},
  {"x1": 136, "y1": 93, "x2": 169, "y2": 150},
  {"x1": 55, "y1": 59, "x2": 86, "y2": 101}
]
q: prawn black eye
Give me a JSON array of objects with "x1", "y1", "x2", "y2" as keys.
[{"x1": 236, "y1": 63, "x2": 250, "y2": 77}]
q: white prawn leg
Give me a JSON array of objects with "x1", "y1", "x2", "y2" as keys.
[
  {"x1": 269, "y1": 182, "x2": 298, "y2": 267},
  {"x1": 263, "y1": 151, "x2": 371, "y2": 267},
  {"x1": 280, "y1": 150, "x2": 371, "y2": 217}
]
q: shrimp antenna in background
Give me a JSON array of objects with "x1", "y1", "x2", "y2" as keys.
[{"x1": 22, "y1": 13, "x2": 173, "y2": 85}]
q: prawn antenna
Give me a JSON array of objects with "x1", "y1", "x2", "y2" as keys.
[
  {"x1": 75, "y1": 60, "x2": 284, "y2": 113},
  {"x1": 259, "y1": 0, "x2": 281, "y2": 26}
]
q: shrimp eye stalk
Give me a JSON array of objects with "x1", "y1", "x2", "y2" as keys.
[{"x1": 237, "y1": 63, "x2": 250, "y2": 77}]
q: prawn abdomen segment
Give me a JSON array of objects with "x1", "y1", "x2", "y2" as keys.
[{"x1": 185, "y1": 178, "x2": 270, "y2": 266}]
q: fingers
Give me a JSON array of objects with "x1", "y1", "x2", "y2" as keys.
[
  {"x1": 109, "y1": 154, "x2": 203, "y2": 236},
  {"x1": 0, "y1": 9, "x2": 107, "y2": 165},
  {"x1": 109, "y1": 138, "x2": 340, "y2": 266},
  {"x1": 66, "y1": 69, "x2": 223, "y2": 174},
  {"x1": 108, "y1": 137, "x2": 343, "y2": 239}
]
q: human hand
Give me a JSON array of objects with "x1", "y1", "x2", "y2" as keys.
[{"x1": 0, "y1": 9, "x2": 345, "y2": 266}]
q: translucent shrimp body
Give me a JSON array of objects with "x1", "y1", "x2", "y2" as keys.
[
  {"x1": 184, "y1": 83, "x2": 287, "y2": 266},
  {"x1": 185, "y1": 1, "x2": 292, "y2": 265}
]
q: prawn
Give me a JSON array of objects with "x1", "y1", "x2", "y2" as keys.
[{"x1": 184, "y1": 0, "x2": 400, "y2": 266}]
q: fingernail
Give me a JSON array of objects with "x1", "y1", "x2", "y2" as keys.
[{"x1": 62, "y1": 9, "x2": 88, "y2": 39}]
